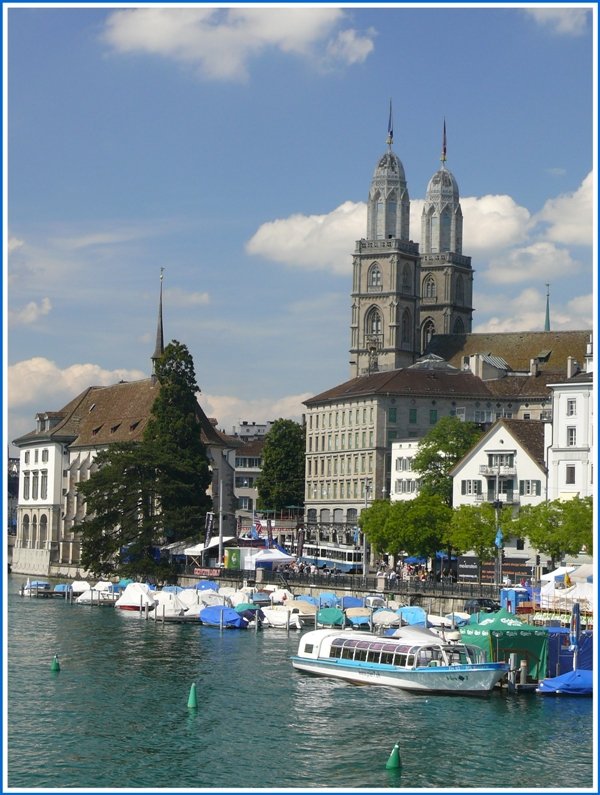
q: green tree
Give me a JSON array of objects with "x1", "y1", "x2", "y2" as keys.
[
  {"x1": 513, "y1": 497, "x2": 594, "y2": 568},
  {"x1": 76, "y1": 341, "x2": 212, "y2": 580},
  {"x1": 255, "y1": 419, "x2": 305, "y2": 511},
  {"x1": 361, "y1": 495, "x2": 451, "y2": 561},
  {"x1": 412, "y1": 416, "x2": 483, "y2": 505},
  {"x1": 447, "y1": 503, "x2": 512, "y2": 582}
]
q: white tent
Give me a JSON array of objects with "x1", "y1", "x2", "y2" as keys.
[
  {"x1": 571, "y1": 564, "x2": 594, "y2": 583},
  {"x1": 184, "y1": 536, "x2": 236, "y2": 556},
  {"x1": 540, "y1": 565, "x2": 577, "y2": 582},
  {"x1": 248, "y1": 548, "x2": 296, "y2": 569}
]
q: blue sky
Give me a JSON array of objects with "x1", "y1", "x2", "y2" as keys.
[{"x1": 5, "y1": 4, "x2": 595, "y2": 450}]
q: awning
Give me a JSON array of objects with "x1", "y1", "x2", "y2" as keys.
[{"x1": 184, "y1": 536, "x2": 236, "y2": 555}]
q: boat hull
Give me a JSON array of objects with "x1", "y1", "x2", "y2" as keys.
[{"x1": 290, "y1": 657, "x2": 508, "y2": 695}]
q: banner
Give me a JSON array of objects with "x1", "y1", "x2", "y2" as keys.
[
  {"x1": 204, "y1": 511, "x2": 214, "y2": 548},
  {"x1": 297, "y1": 529, "x2": 305, "y2": 558}
]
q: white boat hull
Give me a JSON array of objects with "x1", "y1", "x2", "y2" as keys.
[{"x1": 291, "y1": 657, "x2": 507, "y2": 695}]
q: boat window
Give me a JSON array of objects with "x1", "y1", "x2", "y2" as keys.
[
  {"x1": 380, "y1": 652, "x2": 395, "y2": 665},
  {"x1": 366, "y1": 650, "x2": 381, "y2": 664},
  {"x1": 354, "y1": 649, "x2": 368, "y2": 662},
  {"x1": 329, "y1": 645, "x2": 343, "y2": 659},
  {"x1": 341, "y1": 647, "x2": 354, "y2": 660},
  {"x1": 406, "y1": 654, "x2": 415, "y2": 667},
  {"x1": 304, "y1": 644, "x2": 314, "y2": 654},
  {"x1": 394, "y1": 653, "x2": 408, "y2": 667},
  {"x1": 356, "y1": 640, "x2": 371, "y2": 650},
  {"x1": 447, "y1": 649, "x2": 469, "y2": 665}
]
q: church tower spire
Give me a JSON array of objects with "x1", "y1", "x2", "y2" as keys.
[
  {"x1": 350, "y1": 104, "x2": 420, "y2": 377},
  {"x1": 151, "y1": 268, "x2": 165, "y2": 376},
  {"x1": 419, "y1": 120, "x2": 474, "y2": 351},
  {"x1": 544, "y1": 283, "x2": 551, "y2": 331}
]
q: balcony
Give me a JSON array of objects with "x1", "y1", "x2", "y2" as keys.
[{"x1": 479, "y1": 465, "x2": 516, "y2": 477}]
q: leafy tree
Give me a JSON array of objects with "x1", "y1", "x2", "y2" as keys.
[
  {"x1": 76, "y1": 341, "x2": 212, "y2": 580},
  {"x1": 144, "y1": 340, "x2": 212, "y2": 540},
  {"x1": 513, "y1": 497, "x2": 593, "y2": 568},
  {"x1": 412, "y1": 416, "x2": 483, "y2": 505},
  {"x1": 255, "y1": 419, "x2": 305, "y2": 511},
  {"x1": 361, "y1": 494, "x2": 451, "y2": 560},
  {"x1": 447, "y1": 503, "x2": 512, "y2": 582}
]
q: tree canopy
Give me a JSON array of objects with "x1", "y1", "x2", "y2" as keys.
[
  {"x1": 412, "y1": 416, "x2": 483, "y2": 505},
  {"x1": 511, "y1": 497, "x2": 593, "y2": 568},
  {"x1": 360, "y1": 494, "x2": 452, "y2": 560},
  {"x1": 76, "y1": 341, "x2": 212, "y2": 580},
  {"x1": 255, "y1": 419, "x2": 305, "y2": 511}
]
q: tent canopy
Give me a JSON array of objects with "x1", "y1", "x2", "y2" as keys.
[
  {"x1": 460, "y1": 608, "x2": 548, "y2": 680},
  {"x1": 184, "y1": 537, "x2": 236, "y2": 555}
]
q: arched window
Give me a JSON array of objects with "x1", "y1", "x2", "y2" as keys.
[
  {"x1": 401, "y1": 309, "x2": 411, "y2": 344},
  {"x1": 347, "y1": 508, "x2": 358, "y2": 524},
  {"x1": 453, "y1": 317, "x2": 465, "y2": 334},
  {"x1": 424, "y1": 275, "x2": 436, "y2": 300},
  {"x1": 22, "y1": 514, "x2": 30, "y2": 548},
  {"x1": 320, "y1": 508, "x2": 331, "y2": 524},
  {"x1": 368, "y1": 263, "x2": 382, "y2": 289},
  {"x1": 402, "y1": 264, "x2": 411, "y2": 293},
  {"x1": 365, "y1": 307, "x2": 382, "y2": 336},
  {"x1": 455, "y1": 275, "x2": 465, "y2": 304},
  {"x1": 39, "y1": 514, "x2": 48, "y2": 547},
  {"x1": 422, "y1": 319, "x2": 435, "y2": 351}
]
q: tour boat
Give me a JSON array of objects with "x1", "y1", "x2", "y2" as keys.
[{"x1": 291, "y1": 626, "x2": 509, "y2": 695}]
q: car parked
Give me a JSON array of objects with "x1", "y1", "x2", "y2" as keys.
[{"x1": 464, "y1": 597, "x2": 501, "y2": 614}]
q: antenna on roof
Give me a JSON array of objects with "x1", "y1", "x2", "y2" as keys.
[
  {"x1": 544, "y1": 283, "x2": 550, "y2": 332},
  {"x1": 151, "y1": 268, "x2": 165, "y2": 376}
]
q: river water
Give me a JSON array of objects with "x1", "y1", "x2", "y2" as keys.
[{"x1": 6, "y1": 576, "x2": 595, "y2": 791}]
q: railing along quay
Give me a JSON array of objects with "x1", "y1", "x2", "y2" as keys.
[{"x1": 178, "y1": 565, "x2": 501, "y2": 604}]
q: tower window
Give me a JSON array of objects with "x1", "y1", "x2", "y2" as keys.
[
  {"x1": 365, "y1": 307, "x2": 382, "y2": 336},
  {"x1": 368, "y1": 264, "x2": 382, "y2": 289},
  {"x1": 424, "y1": 275, "x2": 436, "y2": 300}
]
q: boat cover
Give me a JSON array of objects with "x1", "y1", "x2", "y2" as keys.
[
  {"x1": 339, "y1": 596, "x2": 365, "y2": 609},
  {"x1": 199, "y1": 605, "x2": 248, "y2": 628},
  {"x1": 317, "y1": 607, "x2": 346, "y2": 626},
  {"x1": 537, "y1": 669, "x2": 593, "y2": 696}
]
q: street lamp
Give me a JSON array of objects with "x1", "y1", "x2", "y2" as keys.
[{"x1": 362, "y1": 478, "x2": 371, "y2": 576}]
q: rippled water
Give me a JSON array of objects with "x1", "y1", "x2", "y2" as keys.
[{"x1": 6, "y1": 576, "x2": 595, "y2": 790}]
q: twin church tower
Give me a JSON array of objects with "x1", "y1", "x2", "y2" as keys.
[{"x1": 350, "y1": 114, "x2": 473, "y2": 377}]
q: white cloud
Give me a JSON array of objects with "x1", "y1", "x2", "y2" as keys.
[
  {"x1": 199, "y1": 391, "x2": 311, "y2": 435},
  {"x1": 461, "y1": 195, "x2": 531, "y2": 254},
  {"x1": 473, "y1": 286, "x2": 593, "y2": 333},
  {"x1": 533, "y1": 171, "x2": 593, "y2": 246},
  {"x1": 7, "y1": 357, "x2": 147, "y2": 410},
  {"x1": 484, "y1": 241, "x2": 580, "y2": 286},
  {"x1": 103, "y1": 7, "x2": 374, "y2": 81},
  {"x1": 523, "y1": 8, "x2": 590, "y2": 36},
  {"x1": 8, "y1": 297, "x2": 52, "y2": 326},
  {"x1": 8, "y1": 236, "x2": 24, "y2": 253},
  {"x1": 246, "y1": 200, "x2": 365, "y2": 274}
]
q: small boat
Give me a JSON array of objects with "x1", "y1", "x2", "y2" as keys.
[
  {"x1": 114, "y1": 582, "x2": 156, "y2": 612},
  {"x1": 75, "y1": 581, "x2": 119, "y2": 605},
  {"x1": 20, "y1": 579, "x2": 52, "y2": 597},
  {"x1": 199, "y1": 605, "x2": 249, "y2": 629},
  {"x1": 291, "y1": 626, "x2": 509, "y2": 695},
  {"x1": 317, "y1": 606, "x2": 346, "y2": 627},
  {"x1": 261, "y1": 605, "x2": 303, "y2": 630},
  {"x1": 536, "y1": 669, "x2": 593, "y2": 696},
  {"x1": 149, "y1": 591, "x2": 190, "y2": 622}
]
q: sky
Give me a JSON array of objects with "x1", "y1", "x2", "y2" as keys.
[{"x1": 4, "y1": 3, "x2": 596, "y2": 453}]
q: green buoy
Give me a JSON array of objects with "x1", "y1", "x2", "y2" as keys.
[
  {"x1": 385, "y1": 742, "x2": 401, "y2": 770},
  {"x1": 50, "y1": 654, "x2": 60, "y2": 673},
  {"x1": 187, "y1": 682, "x2": 198, "y2": 709}
]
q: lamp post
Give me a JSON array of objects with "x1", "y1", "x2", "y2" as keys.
[{"x1": 362, "y1": 478, "x2": 371, "y2": 576}]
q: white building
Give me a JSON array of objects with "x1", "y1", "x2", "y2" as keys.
[
  {"x1": 545, "y1": 337, "x2": 594, "y2": 501},
  {"x1": 390, "y1": 439, "x2": 420, "y2": 501}
]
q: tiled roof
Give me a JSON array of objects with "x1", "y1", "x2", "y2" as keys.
[
  {"x1": 425, "y1": 330, "x2": 591, "y2": 373},
  {"x1": 499, "y1": 418, "x2": 546, "y2": 468},
  {"x1": 13, "y1": 378, "x2": 225, "y2": 449},
  {"x1": 305, "y1": 368, "x2": 493, "y2": 406},
  {"x1": 235, "y1": 439, "x2": 266, "y2": 457}
]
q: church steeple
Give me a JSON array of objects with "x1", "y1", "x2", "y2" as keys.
[
  {"x1": 544, "y1": 283, "x2": 551, "y2": 331},
  {"x1": 421, "y1": 120, "x2": 462, "y2": 255},
  {"x1": 366, "y1": 103, "x2": 410, "y2": 241},
  {"x1": 151, "y1": 268, "x2": 165, "y2": 376}
]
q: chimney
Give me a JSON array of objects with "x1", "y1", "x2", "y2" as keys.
[
  {"x1": 566, "y1": 356, "x2": 577, "y2": 378},
  {"x1": 529, "y1": 358, "x2": 538, "y2": 376}
]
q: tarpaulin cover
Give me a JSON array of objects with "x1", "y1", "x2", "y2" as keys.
[
  {"x1": 460, "y1": 608, "x2": 548, "y2": 679},
  {"x1": 537, "y1": 668, "x2": 593, "y2": 696}
]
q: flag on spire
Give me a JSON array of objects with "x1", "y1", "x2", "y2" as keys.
[
  {"x1": 387, "y1": 99, "x2": 393, "y2": 145},
  {"x1": 441, "y1": 119, "x2": 447, "y2": 162}
]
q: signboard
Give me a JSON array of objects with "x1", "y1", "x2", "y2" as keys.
[
  {"x1": 458, "y1": 555, "x2": 533, "y2": 584},
  {"x1": 224, "y1": 548, "x2": 241, "y2": 569},
  {"x1": 193, "y1": 567, "x2": 221, "y2": 577}
]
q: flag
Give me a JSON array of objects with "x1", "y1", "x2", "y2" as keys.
[
  {"x1": 565, "y1": 570, "x2": 572, "y2": 588},
  {"x1": 254, "y1": 519, "x2": 263, "y2": 537},
  {"x1": 494, "y1": 528, "x2": 503, "y2": 548},
  {"x1": 442, "y1": 119, "x2": 447, "y2": 162},
  {"x1": 387, "y1": 99, "x2": 393, "y2": 144},
  {"x1": 204, "y1": 512, "x2": 214, "y2": 547}
]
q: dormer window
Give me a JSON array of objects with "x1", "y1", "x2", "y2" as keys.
[
  {"x1": 129, "y1": 420, "x2": 140, "y2": 432},
  {"x1": 110, "y1": 423, "x2": 121, "y2": 434},
  {"x1": 91, "y1": 425, "x2": 103, "y2": 437}
]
